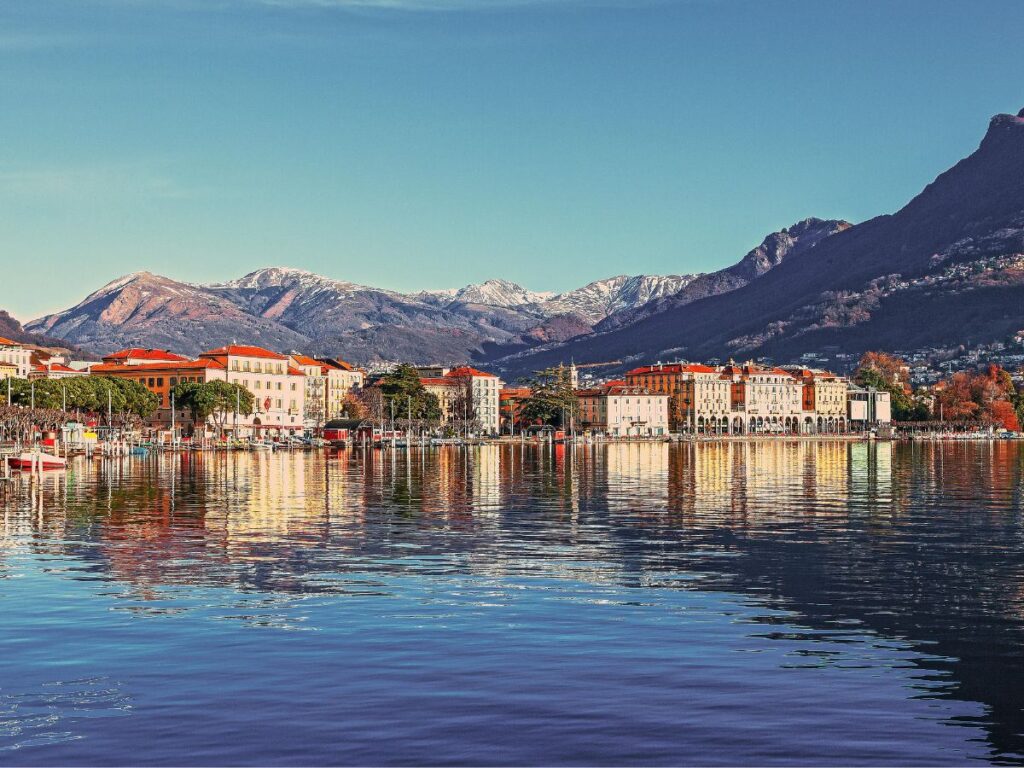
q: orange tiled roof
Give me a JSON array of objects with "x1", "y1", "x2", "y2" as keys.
[
  {"x1": 287, "y1": 366, "x2": 306, "y2": 376},
  {"x1": 290, "y1": 354, "x2": 322, "y2": 368},
  {"x1": 200, "y1": 345, "x2": 287, "y2": 360},
  {"x1": 0, "y1": 336, "x2": 23, "y2": 347},
  {"x1": 103, "y1": 348, "x2": 189, "y2": 362},
  {"x1": 627, "y1": 363, "x2": 718, "y2": 375},
  {"x1": 445, "y1": 366, "x2": 497, "y2": 379},
  {"x1": 90, "y1": 359, "x2": 225, "y2": 374},
  {"x1": 420, "y1": 377, "x2": 455, "y2": 387},
  {"x1": 500, "y1": 387, "x2": 532, "y2": 397}
]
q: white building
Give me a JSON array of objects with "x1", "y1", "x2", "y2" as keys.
[
  {"x1": 721, "y1": 363, "x2": 804, "y2": 434},
  {"x1": 200, "y1": 345, "x2": 306, "y2": 436},
  {"x1": 289, "y1": 354, "x2": 328, "y2": 432},
  {"x1": 848, "y1": 385, "x2": 892, "y2": 428},
  {"x1": 578, "y1": 382, "x2": 670, "y2": 437},
  {"x1": 445, "y1": 366, "x2": 502, "y2": 434},
  {"x1": 0, "y1": 337, "x2": 32, "y2": 379}
]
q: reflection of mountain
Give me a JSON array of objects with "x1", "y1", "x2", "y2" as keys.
[{"x1": 10, "y1": 442, "x2": 1024, "y2": 760}]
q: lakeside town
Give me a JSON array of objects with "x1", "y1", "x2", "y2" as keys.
[{"x1": 3, "y1": 335, "x2": 1024, "y2": 454}]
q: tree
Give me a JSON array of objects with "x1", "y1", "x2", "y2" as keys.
[
  {"x1": 520, "y1": 366, "x2": 578, "y2": 428},
  {"x1": 172, "y1": 380, "x2": 253, "y2": 435},
  {"x1": 341, "y1": 392, "x2": 368, "y2": 420},
  {"x1": 448, "y1": 372, "x2": 480, "y2": 435},
  {"x1": 933, "y1": 364, "x2": 1021, "y2": 429},
  {"x1": 854, "y1": 353, "x2": 920, "y2": 420},
  {"x1": 375, "y1": 365, "x2": 441, "y2": 422},
  {"x1": 5, "y1": 376, "x2": 157, "y2": 426}
]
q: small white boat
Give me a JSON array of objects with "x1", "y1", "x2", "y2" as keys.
[{"x1": 8, "y1": 452, "x2": 68, "y2": 472}]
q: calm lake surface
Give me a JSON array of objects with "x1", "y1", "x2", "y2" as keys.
[{"x1": 2, "y1": 441, "x2": 1023, "y2": 765}]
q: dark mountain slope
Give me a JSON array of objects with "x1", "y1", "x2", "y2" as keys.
[{"x1": 496, "y1": 109, "x2": 1024, "y2": 375}]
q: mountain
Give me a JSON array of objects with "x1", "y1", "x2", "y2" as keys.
[
  {"x1": 0, "y1": 310, "x2": 76, "y2": 350},
  {"x1": 596, "y1": 218, "x2": 851, "y2": 331},
  {"x1": 28, "y1": 267, "x2": 697, "y2": 362},
  {"x1": 29, "y1": 272, "x2": 311, "y2": 357},
  {"x1": 495, "y1": 108, "x2": 1024, "y2": 377}
]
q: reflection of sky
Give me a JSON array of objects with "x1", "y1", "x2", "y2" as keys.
[
  {"x1": 1, "y1": 442, "x2": 1022, "y2": 764},
  {"x1": 1, "y1": 555, "x2": 989, "y2": 765}
]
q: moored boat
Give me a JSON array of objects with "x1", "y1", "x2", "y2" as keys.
[{"x1": 7, "y1": 452, "x2": 68, "y2": 472}]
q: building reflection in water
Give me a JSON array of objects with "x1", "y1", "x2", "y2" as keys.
[{"x1": 4, "y1": 440, "x2": 1024, "y2": 760}]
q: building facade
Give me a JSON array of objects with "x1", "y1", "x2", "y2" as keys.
[
  {"x1": 577, "y1": 382, "x2": 669, "y2": 436},
  {"x1": 89, "y1": 357, "x2": 226, "y2": 431},
  {"x1": 199, "y1": 345, "x2": 306, "y2": 436},
  {"x1": 319, "y1": 358, "x2": 364, "y2": 420},
  {"x1": 848, "y1": 385, "x2": 892, "y2": 428},
  {"x1": 0, "y1": 337, "x2": 32, "y2": 379}
]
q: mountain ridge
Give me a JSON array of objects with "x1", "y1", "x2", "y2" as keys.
[{"x1": 494, "y1": 107, "x2": 1024, "y2": 377}]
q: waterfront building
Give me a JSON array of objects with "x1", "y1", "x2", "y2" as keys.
[
  {"x1": 785, "y1": 368, "x2": 849, "y2": 433},
  {"x1": 199, "y1": 345, "x2": 306, "y2": 436},
  {"x1": 577, "y1": 381, "x2": 669, "y2": 437},
  {"x1": 317, "y1": 357, "x2": 364, "y2": 420},
  {"x1": 447, "y1": 367, "x2": 502, "y2": 434},
  {"x1": 289, "y1": 354, "x2": 328, "y2": 433},
  {"x1": 624, "y1": 362, "x2": 729, "y2": 432},
  {"x1": 499, "y1": 387, "x2": 531, "y2": 434},
  {"x1": 419, "y1": 376, "x2": 458, "y2": 424},
  {"x1": 847, "y1": 385, "x2": 892, "y2": 429},
  {"x1": 89, "y1": 355, "x2": 227, "y2": 431},
  {"x1": 721, "y1": 362, "x2": 803, "y2": 434},
  {"x1": 0, "y1": 337, "x2": 32, "y2": 379},
  {"x1": 418, "y1": 366, "x2": 503, "y2": 434}
]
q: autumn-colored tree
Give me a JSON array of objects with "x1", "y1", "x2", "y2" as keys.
[
  {"x1": 933, "y1": 364, "x2": 1020, "y2": 429},
  {"x1": 855, "y1": 352, "x2": 911, "y2": 394},
  {"x1": 855, "y1": 352, "x2": 920, "y2": 420},
  {"x1": 341, "y1": 392, "x2": 368, "y2": 420},
  {"x1": 989, "y1": 400, "x2": 1020, "y2": 431}
]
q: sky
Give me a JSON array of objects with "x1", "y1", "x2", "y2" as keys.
[{"x1": 1, "y1": 0, "x2": 1023, "y2": 321}]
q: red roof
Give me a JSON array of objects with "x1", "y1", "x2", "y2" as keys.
[
  {"x1": 287, "y1": 366, "x2": 306, "y2": 376},
  {"x1": 420, "y1": 377, "x2": 454, "y2": 387},
  {"x1": 90, "y1": 359, "x2": 225, "y2": 374},
  {"x1": 445, "y1": 366, "x2": 497, "y2": 379},
  {"x1": 34, "y1": 363, "x2": 78, "y2": 373},
  {"x1": 500, "y1": 387, "x2": 532, "y2": 397},
  {"x1": 627, "y1": 363, "x2": 718, "y2": 376},
  {"x1": 289, "y1": 354, "x2": 322, "y2": 368},
  {"x1": 103, "y1": 348, "x2": 189, "y2": 362},
  {"x1": 0, "y1": 336, "x2": 23, "y2": 347},
  {"x1": 320, "y1": 358, "x2": 354, "y2": 371},
  {"x1": 200, "y1": 345, "x2": 287, "y2": 360}
]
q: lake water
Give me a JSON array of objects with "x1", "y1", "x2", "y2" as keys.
[{"x1": 2, "y1": 441, "x2": 1023, "y2": 765}]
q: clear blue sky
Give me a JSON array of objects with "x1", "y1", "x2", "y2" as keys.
[{"x1": 2, "y1": 0, "x2": 1022, "y2": 320}]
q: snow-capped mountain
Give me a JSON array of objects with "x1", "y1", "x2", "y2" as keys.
[
  {"x1": 539, "y1": 274, "x2": 700, "y2": 324},
  {"x1": 30, "y1": 267, "x2": 700, "y2": 362}
]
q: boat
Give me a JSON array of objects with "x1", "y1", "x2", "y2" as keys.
[{"x1": 7, "y1": 452, "x2": 68, "y2": 472}]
